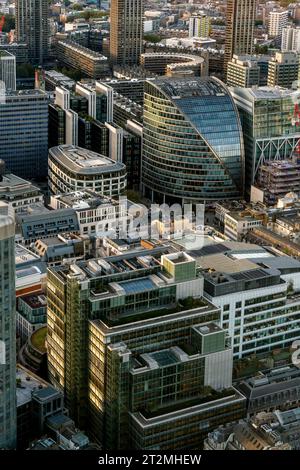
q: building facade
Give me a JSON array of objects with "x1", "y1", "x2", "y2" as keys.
[
  {"x1": 224, "y1": 0, "x2": 256, "y2": 69},
  {"x1": 48, "y1": 145, "x2": 127, "y2": 197},
  {"x1": 142, "y1": 77, "x2": 244, "y2": 204},
  {"x1": 47, "y1": 249, "x2": 246, "y2": 449},
  {"x1": 267, "y1": 51, "x2": 300, "y2": 88},
  {"x1": 110, "y1": 0, "x2": 144, "y2": 66},
  {"x1": 0, "y1": 90, "x2": 49, "y2": 179},
  {"x1": 0, "y1": 51, "x2": 16, "y2": 92},
  {"x1": 231, "y1": 86, "x2": 300, "y2": 193},
  {"x1": 282, "y1": 26, "x2": 300, "y2": 53},
  {"x1": 56, "y1": 41, "x2": 110, "y2": 79},
  {"x1": 0, "y1": 203, "x2": 16, "y2": 449},
  {"x1": 15, "y1": 0, "x2": 49, "y2": 65},
  {"x1": 189, "y1": 14, "x2": 211, "y2": 38}
]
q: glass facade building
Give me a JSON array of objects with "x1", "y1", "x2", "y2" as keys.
[
  {"x1": 0, "y1": 203, "x2": 16, "y2": 449},
  {"x1": 231, "y1": 86, "x2": 300, "y2": 193},
  {"x1": 142, "y1": 77, "x2": 244, "y2": 204},
  {"x1": 0, "y1": 90, "x2": 49, "y2": 179},
  {"x1": 47, "y1": 249, "x2": 245, "y2": 449}
]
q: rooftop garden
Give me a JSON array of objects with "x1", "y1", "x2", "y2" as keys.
[{"x1": 31, "y1": 326, "x2": 47, "y2": 354}]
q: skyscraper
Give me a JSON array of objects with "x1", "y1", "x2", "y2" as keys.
[
  {"x1": 142, "y1": 77, "x2": 244, "y2": 204},
  {"x1": 0, "y1": 51, "x2": 16, "y2": 92},
  {"x1": 189, "y1": 13, "x2": 211, "y2": 38},
  {"x1": 0, "y1": 90, "x2": 49, "y2": 179},
  {"x1": 15, "y1": 0, "x2": 49, "y2": 65},
  {"x1": 224, "y1": 0, "x2": 256, "y2": 70},
  {"x1": 0, "y1": 202, "x2": 16, "y2": 449},
  {"x1": 110, "y1": 0, "x2": 144, "y2": 66}
]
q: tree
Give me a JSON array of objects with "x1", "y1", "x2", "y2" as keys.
[{"x1": 144, "y1": 33, "x2": 161, "y2": 44}]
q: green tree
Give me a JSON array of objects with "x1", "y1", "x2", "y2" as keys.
[{"x1": 144, "y1": 33, "x2": 161, "y2": 43}]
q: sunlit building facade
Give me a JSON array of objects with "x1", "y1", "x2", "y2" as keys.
[{"x1": 142, "y1": 77, "x2": 244, "y2": 204}]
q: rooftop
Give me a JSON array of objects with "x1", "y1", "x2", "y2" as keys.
[
  {"x1": 16, "y1": 365, "x2": 49, "y2": 407},
  {"x1": 51, "y1": 190, "x2": 119, "y2": 210},
  {"x1": 152, "y1": 76, "x2": 228, "y2": 99},
  {"x1": 49, "y1": 145, "x2": 126, "y2": 175},
  {"x1": 19, "y1": 291, "x2": 47, "y2": 309},
  {"x1": 0, "y1": 173, "x2": 41, "y2": 196}
]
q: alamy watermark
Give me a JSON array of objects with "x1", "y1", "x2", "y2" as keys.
[{"x1": 95, "y1": 196, "x2": 205, "y2": 242}]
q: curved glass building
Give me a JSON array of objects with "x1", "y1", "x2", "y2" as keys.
[{"x1": 142, "y1": 77, "x2": 244, "y2": 204}]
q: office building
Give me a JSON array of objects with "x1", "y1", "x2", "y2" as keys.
[
  {"x1": 231, "y1": 86, "x2": 300, "y2": 193},
  {"x1": 256, "y1": 158, "x2": 300, "y2": 206},
  {"x1": 56, "y1": 41, "x2": 110, "y2": 79},
  {"x1": 0, "y1": 169, "x2": 43, "y2": 214},
  {"x1": 16, "y1": 292, "x2": 47, "y2": 345},
  {"x1": 224, "y1": 0, "x2": 256, "y2": 68},
  {"x1": 282, "y1": 26, "x2": 300, "y2": 53},
  {"x1": 48, "y1": 145, "x2": 127, "y2": 197},
  {"x1": 238, "y1": 365, "x2": 300, "y2": 415},
  {"x1": 267, "y1": 51, "x2": 300, "y2": 88},
  {"x1": 110, "y1": 0, "x2": 144, "y2": 66},
  {"x1": 0, "y1": 44, "x2": 28, "y2": 65},
  {"x1": 268, "y1": 10, "x2": 289, "y2": 38},
  {"x1": 0, "y1": 90, "x2": 49, "y2": 179},
  {"x1": 15, "y1": 0, "x2": 49, "y2": 65},
  {"x1": 0, "y1": 50, "x2": 16, "y2": 91},
  {"x1": 49, "y1": 190, "x2": 127, "y2": 237},
  {"x1": 189, "y1": 13, "x2": 210, "y2": 38},
  {"x1": 194, "y1": 241, "x2": 300, "y2": 358},
  {"x1": 142, "y1": 77, "x2": 244, "y2": 205},
  {"x1": 227, "y1": 55, "x2": 270, "y2": 88},
  {"x1": 0, "y1": 202, "x2": 16, "y2": 449},
  {"x1": 47, "y1": 249, "x2": 246, "y2": 448}
]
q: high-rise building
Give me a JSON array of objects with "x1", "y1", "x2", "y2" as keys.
[
  {"x1": 189, "y1": 13, "x2": 211, "y2": 38},
  {"x1": 0, "y1": 51, "x2": 16, "y2": 92},
  {"x1": 0, "y1": 90, "x2": 49, "y2": 179},
  {"x1": 110, "y1": 0, "x2": 144, "y2": 66},
  {"x1": 224, "y1": 0, "x2": 256, "y2": 69},
  {"x1": 281, "y1": 26, "x2": 300, "y2": 52},
  {"x1": 142, "y1": 77, "x2": 244, "y2": 204},
  {"x1": 0, "y1": 202, "x2": 16, "y2": 449},
  {"x1": 231, "y1": 86, "x2": 300, "y2": 193},
  {"x1": 47, "y1": 249, "x2": 246, "y2": 449},
  {"x1": 267, "y1": 51, "x2": 300, "y2": 88},
  {"x1": 268, "y1": 9, "x2": 289, "y2": 38},
  {"x1": 15, "y1": 0, "x2": 49, "y2": 65},
  {"x1": 227, "y1": 55, "x2": 261, "y2": 88}
]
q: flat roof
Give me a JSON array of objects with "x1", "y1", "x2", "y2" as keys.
[
  {"x1": 16, "y1": 366, "x2": 49, "y2": 407},
  {"x1": 151, "y1": 76, "x2": 228, "y2": 100},
  {"x1": 49, "y1": 145, "x2": 126, "y2": 175}
]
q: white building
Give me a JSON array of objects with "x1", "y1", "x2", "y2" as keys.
[
  {"x1": 281, "y1": 26, "x2": 300, "y2": 52},
  {"x1": 197, "y1": 242, "x2": 300, "y2": 358},
  {"x1": 224, "y1": 211, "x2": 262, "y2": 241},
  {"x1": 50, "y1": 190, "x2": 128, "y2": 236},
  {"x1": 48, "y1": 145, "x2": 127, "y2": 197},
  {"x1": 0, "y1": 50, "x2": 16, "y2": 91},
  {"x1": 189, "y1": 13, "x2": 210, "y2": 38},
  {"x1": 268, "y1": 10, "x2": 289, "y2": 38}
]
